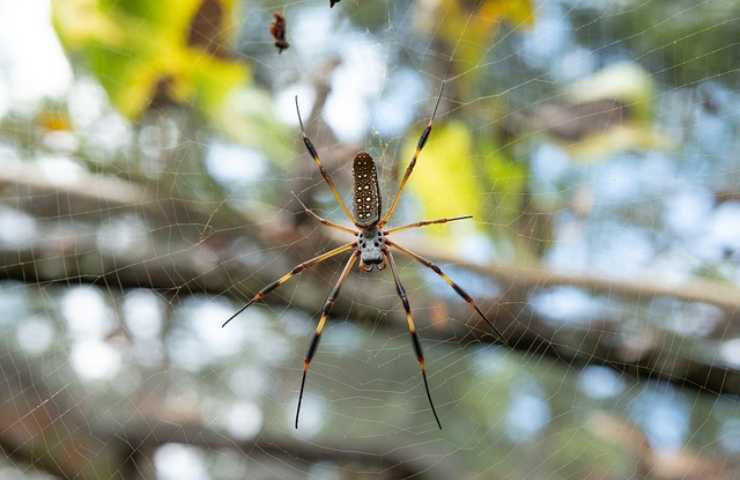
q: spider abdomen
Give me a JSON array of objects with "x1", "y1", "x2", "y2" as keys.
[{"x1": 353, "y1": 152, "x2": 381, "y2": 227}]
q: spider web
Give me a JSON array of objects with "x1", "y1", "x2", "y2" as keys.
[{"x1": 1, "y1": 0, "x2": 739, "y2": 478}]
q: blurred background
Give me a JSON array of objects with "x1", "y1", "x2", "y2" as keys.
[{"x1": 0, "y1": 0, "x2": 739, "y2": 478}]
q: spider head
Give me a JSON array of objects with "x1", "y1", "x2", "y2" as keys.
[{"x1": 357, "y1": 227, "x2": 385, "y2": 272}]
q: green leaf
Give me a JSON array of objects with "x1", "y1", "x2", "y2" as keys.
[{"x1": 53, "y1": 0, "x2": 248, "y2": 120}]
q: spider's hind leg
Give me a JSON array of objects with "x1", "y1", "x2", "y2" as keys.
[
  {"x1": 384, "y1": 248, "x2": 442, "y2": 429},
  {"x1": 296, "y1": 251, "x2": 359, "y2": 428},
  {"x1": 387, "y1": 240, "x2": 505, "y2": 341}
]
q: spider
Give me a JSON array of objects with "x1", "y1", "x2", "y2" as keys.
[{"x1": 223, "y1": 83, "x2": 504, "y2": 429}]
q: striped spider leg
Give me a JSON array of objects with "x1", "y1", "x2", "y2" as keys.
[
  {"x1": 384, "y1": 247, "x2": 442, "y2": 429},
  {"x1": 221, "y1": 241, "x2": 357, "y2": 328},
  {"x1": 295, "y1": 96, "x2": 355, "y2": 224},
  {"x1": 383, "y1": 239, "x2": 505, "y2": 342},
  {"x1": 296, "y1": 251, "x2": 359, "y2": 428},
  {"x1": 384, "y1": 215, "x2": 472, "y2": 235},
  {"x1": 378, "y1": 81, "x2": 445, "y2": 228}
]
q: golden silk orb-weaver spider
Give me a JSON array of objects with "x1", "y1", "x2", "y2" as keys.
[{"x1": 222, "y1": 83, "x2": 504, "y2": 429}]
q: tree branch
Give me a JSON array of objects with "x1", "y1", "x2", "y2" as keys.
[
  {"x1": 1, "y1": 229, "x2": 738, "y2": 396},
  {"x1": 1, "y1": 165, "x2": 739, "y2": 396},
  {"x1": 400, "y1": 242, "x2": 740, "y2": 314},
  {"x1": 0, "y1": 162, "x2": 253, "y2": 237},
  {"x1": 0, "y1": 352, "x2": 457, "y2": 480}
]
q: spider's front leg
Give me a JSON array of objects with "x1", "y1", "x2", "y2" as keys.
[
  {"x1": 379, "y1": 82, "x2": 445, "y2": 227},
  {"x1": 295, "y1": 97, "x2": 356, "y2": 224},
  {"x1": 292, "y1": 192, "x2": 359, "y2": 236},
  {"x1": 384, "y1": 215, "x2": 472, "y2": 235}
]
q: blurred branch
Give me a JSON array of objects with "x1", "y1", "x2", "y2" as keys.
[
  {"x1": 525, "y1": 99, "x2": 632, "y2": 143},
  {"x1": 0, "y1": 162, "x2": 254, "y2": 237},
  {"x1": 0, "y1": 352, "x2": 457, "y2": 480},
  {"x1": 305, "y1": 57, "x2": 342, "y2": 129},
  {"x1": 588, "y1": 413, "x2": 739, "y2": 480},
  {"x1": 0, "y1": 163, "x2": 149, "y2": 215},
  {"x1": 6, "y1": 162, "x2": 738, "y2": 313},
  {"x1": 115, "y1": 421, "x2": 458, "y2": 480},
  {"x1": 409, "y1": 243, "x2": 740, "y2": 313},
  {"x1": 1, "y1": 225, "x2": 738, "y2": 396},
  {"x1": 1, "y1": 165, "x2": 739, "y2": 396},
  {"x1": 715, "y1": 188, "x2": 740, "y2": 205}
]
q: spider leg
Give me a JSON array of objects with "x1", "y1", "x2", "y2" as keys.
[
  {"x1": 379, "y1": 82, "x2": 445, "y2": 227},
  {"x1": 384, "y1": 248, "x2": 442, "y2": 430},
  {"x1": 296, "y1": 251, "x2": 359, "y2": 429},
  {"x1": 291, "y1": 191, "x2": 359, "y2": 236},
  {"x1": 384, "y1": 215, "x2": 472, "y2": 235},
  {"x1": 222, "y1": 242, "x2": 356, "y2": 328},
  {"x1": 295, "y1": 96, "x2": 356, "y2": 224},
  {"x1": 387, "y1": 240, "x2": 505, "y2": 341}
]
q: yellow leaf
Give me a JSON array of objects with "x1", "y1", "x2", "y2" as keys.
[
  {"x1": 417, "y1": 0, "x2": 535, "y2": 71},
  {"x1": 558, "y1": 63, "x2": 670, "y2": 160},
  {"x1": 52, "y1": 0, "x2": 123, "y2": 48},
  {"x1": 400, "y1": 122, "x2": 483, "y2": 236},
  {"x1": 36, "y1": 110, "x2": 73, "y2": 132},
  {"x1": 565, "y1": 63, "x2": 654, "y2": 123},
  {"x1": 564, "y1": 125, "x2": 670, "y2": 160}
]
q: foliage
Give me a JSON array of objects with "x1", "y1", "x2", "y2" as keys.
[
  {"x1": 402, "y1": 122, "x2": 484, "y2": 230},
  {"x1": 1, "y1": 0, "x2": 738, "y2": 478},
  {"x1": 559, "y1": 62, "x2": 668, "y2": 159},
  {"x1": 571, "y1": 0, "x2": 740, "y2": 87},
  {"x1": 402, "y1": 121, "x2": 527, "y2": 251},
  {"x1": 421, "y1": 0, "x2": 535, "y2": 72},
  {"x1": 52, "y1": 0, "x2": 249, "y2": 120}
]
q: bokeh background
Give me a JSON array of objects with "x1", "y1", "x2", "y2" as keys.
[{"x1": 0, "y1": 0, "x2": 739, "y2": 478}]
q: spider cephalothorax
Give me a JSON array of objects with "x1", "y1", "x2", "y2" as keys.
[
  {"x1": 223, "y1": 83, "x2": 504, "y2": 430},
  {"x1": 357, "y1": 225, "x2": 385, "y2": 271}
]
